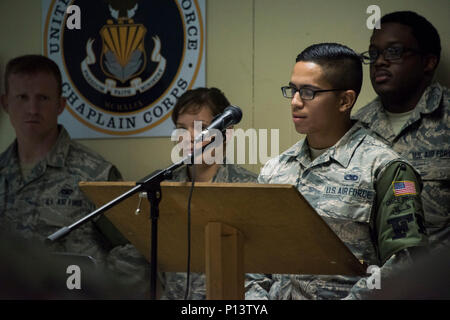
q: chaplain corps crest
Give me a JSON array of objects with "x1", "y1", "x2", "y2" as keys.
[
  {"x1": 84, "y1": 2, "x2": 165, "y2": 97},
  {"x1": 43, "y1": 0, "x2": 205, "y2": 138}
]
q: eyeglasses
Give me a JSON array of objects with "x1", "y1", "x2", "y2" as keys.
[
  {"x1": 281, "y1": 86, "x2": 345, "y2": 100},
  {"x1": 361, "y1": 45, "x2": 422, "y2": 64}
]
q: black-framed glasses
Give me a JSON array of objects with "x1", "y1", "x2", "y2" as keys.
[
  {"x1": 281, "y1": 86, "x2": 345, "y2": 100},
  {"x1": 361, "y1": 45, "x2": 422, "y2": 64}
]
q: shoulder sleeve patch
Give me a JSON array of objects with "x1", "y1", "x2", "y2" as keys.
[{"x1": 392, "y1": 181, "x2": 417, "y2": 196}]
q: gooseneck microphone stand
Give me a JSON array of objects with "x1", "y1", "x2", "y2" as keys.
[{"x1": 47, "y1": 106, "x2": 240, "y2": 300}]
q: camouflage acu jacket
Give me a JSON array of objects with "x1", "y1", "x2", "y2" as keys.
[
  {"x1": 0, "y1": 126, "x2": 122, "y2": 263},
  {"x1": 257, "y1": 124, "x2": 426, "y2": 299},
  {"x1": 352, "y1": 83, "x2": 450, "y2": 248}
]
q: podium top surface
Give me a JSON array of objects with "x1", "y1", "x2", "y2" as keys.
[{"x1": 80, "y1": 181, "x2": 365, "y2": 276}]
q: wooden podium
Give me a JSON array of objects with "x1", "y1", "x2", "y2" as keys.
[{"x1": 80, "y1": 181, "x2": 366, "y2": 299}]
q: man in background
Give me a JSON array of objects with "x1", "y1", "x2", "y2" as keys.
[
  {"x1": 353, "y1": 11, "x2": 449, "y2": 250},
  {"x1": 0, "y1": 54, "x2": 147, "y2": 298}
]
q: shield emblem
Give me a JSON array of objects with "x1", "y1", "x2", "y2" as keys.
[{"x1": 100, "y1": 20, "x2": 147, "y2": 83}]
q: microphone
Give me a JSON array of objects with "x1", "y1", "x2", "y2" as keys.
[{"x1": 194, "y1": 105, "x2": 242, "y2": 142}]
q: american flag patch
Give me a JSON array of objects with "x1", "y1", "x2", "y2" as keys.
[{"x1": 393, "y1": 181, "x2": 417, "y2": 196}]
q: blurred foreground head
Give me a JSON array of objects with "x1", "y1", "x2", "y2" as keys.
[{"x1": 0, "y1": 231, "x2": 143, "y2": 299}]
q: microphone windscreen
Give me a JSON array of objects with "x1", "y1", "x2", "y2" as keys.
[{"x1": 225, "y1": 105, "x2": 242, "y2": 124}]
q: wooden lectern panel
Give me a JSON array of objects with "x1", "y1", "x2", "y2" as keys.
[{"x1": 80, "y1": 181, "x2": 365, "y2": 276}]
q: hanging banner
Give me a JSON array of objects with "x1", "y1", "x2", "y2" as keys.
[{"x1": 42, "y1": 0, "x2": 205, "y2": 138}]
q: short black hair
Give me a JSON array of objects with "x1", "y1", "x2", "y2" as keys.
[
  {"x1": 296, "y1": 43, "x2": 363, "y2": 97},
  {"x1": 4, "y1": 54, "x2": 62, "y2": 95},
  {"x1": 171, "y1": 87, "x2": 230, "y2": 125},
  {"x1": 379, "y1": 11, "x2": 441, "y2": 64}
]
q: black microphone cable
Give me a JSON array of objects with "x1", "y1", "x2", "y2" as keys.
[
  {"x1": 184, "y1": 163, "x2": 195, "y2": 300},
  {"x1": 182, "y1": 132, "x2": 227, "y2": 299}
]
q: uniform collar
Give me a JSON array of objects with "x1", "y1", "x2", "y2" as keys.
[
  {"x1": 211, "y1": 163, "x2": 229, "y2": 182},
  {"x1": 170, "y1": 162, "x2": 228, "y2": 182},
  {"x1": 0, "y1": 140, "x2": 20, "y2": 176},
  {"x1": 352, "y1": 82, "x2": 444, "y2": 142},
  {"x1": 352, "y1": 97, "x2": 395, "y2": 141},
  {"x1": 284, "y1": 124, "x2": 366, "y2": 169},
  {"x1": 327, "y1": 124, "x2": 366, "y2": 168},
  {"x1": 45, "y1": 125, "x2": 71, "y2": 168},
  {"x1": 170, "y1": 165, "x2": 190, "y2": 182},
  {"x1": 413, "y1": 82, "x2": 444, "y2": 115},
  {"x1": 399, "y1": 82, "x2": 443, "y2": 131},
  {"x1": 282, "y1": 137, "x2": 308, "y2": 165},
  {"x1": 0, "y1": 125, "x2": 71, "y2": 177}
]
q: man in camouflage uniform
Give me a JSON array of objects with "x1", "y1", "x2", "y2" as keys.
[
  {"x1": 353, "y1": 11, "x2": 449, "y2": 250},
  {"x1": 255, "y1": 43, "x2": 427, "y2": 299},
  {"x1": 0, "y1": 55, "x2": 147, "y2": 297},
  {"x1": 0, "y1": 125, "x2": 122, "y2": 261}
]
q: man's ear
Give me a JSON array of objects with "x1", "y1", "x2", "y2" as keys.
[
  {"x1": 57, "y1": 97, "x2": 66, "y2": 115},
  {"x1": 339, "y1": 90, "x2": 356, "y2": 113},
  {"x1": 1, "y1": 94, "x2": 9, "y2": 114},
  {"x1": 423, "y1": 54, "x2": 438, "y2": 73}
]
